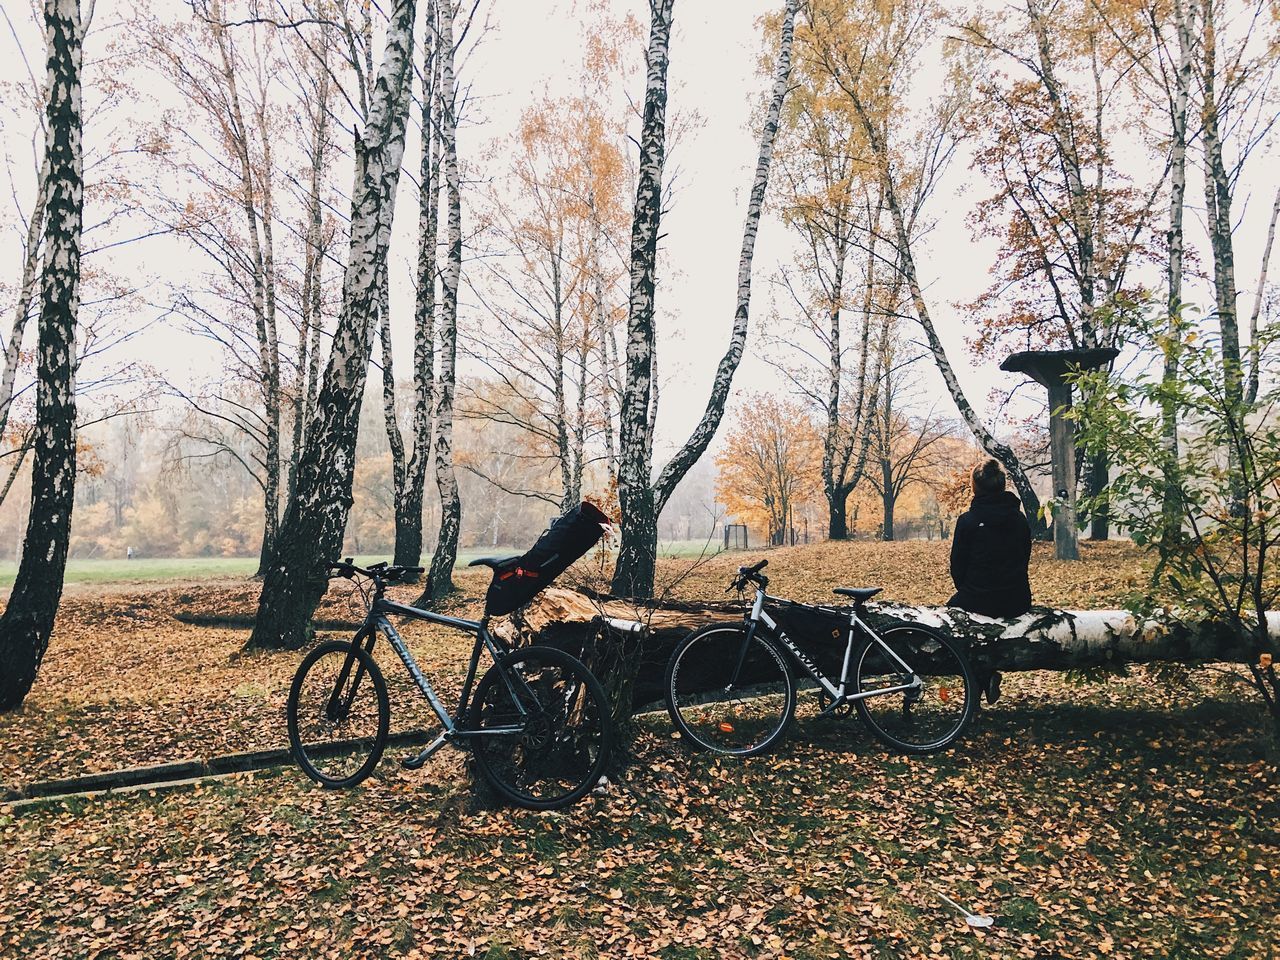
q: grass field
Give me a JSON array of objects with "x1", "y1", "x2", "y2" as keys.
[{"x1": 0, "y1": 539, "x2": 729, "y2": 588}]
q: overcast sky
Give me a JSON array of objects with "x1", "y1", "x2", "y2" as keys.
[{"x1": 1, "y1": 0, "x2": 1275, "y2": 466}]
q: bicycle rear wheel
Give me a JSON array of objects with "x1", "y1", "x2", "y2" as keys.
[
  {"x1": 287, "y1": 639, "x2": 390, "y2": 787},
  {"x1": 853, "y1": 625, "x2": 975, "y2": 754},
  {"x1": 665, "y1": 624, "x2": 795, "y2": 757},
  {"x1": 468, "y1": 645, "x2": 613, "y2": 810}
]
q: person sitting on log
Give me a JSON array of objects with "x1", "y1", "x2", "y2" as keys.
[
  {"x1": 948, "y1": 459, "x2": 1033, "y2": 705},
  {"x1": 948, "y1": 458, "x2": 1033, "y2": 619}
]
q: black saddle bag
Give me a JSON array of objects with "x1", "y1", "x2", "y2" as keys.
[{"x1": 483, "y1": 501, "x2": 612, "y2": 617}]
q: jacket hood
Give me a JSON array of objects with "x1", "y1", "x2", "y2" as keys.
[{"x1": 970, "y1": 490, "x2": 1023, "y2": 512}]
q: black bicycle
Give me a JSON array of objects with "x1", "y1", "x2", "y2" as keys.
[
  {"x1": 286, "y1": 559, "x2": 613, "y2": 809},
  {"x1": 664, "y1": 560, "x2": 976, "y2": 756}
]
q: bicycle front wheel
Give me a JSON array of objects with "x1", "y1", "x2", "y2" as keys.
[
  {"x1": 468, "y1": 645, "x2": 613, "y2": 810},
  {"x1": 287, "y1": 639, "x2": 390, "y2": 787},
  {"x1": 665, "y1": 624, "x2": 795, "y2": 757},
  {"x1": 853, "y1": 625, "x2": 975, "y2": 754}
]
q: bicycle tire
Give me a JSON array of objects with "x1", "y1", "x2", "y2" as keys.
[
  {"x1": 665, "y1": 623, "x2": 796, "y2": 757},
  {"x1": 852, "y1": 624, "x2": 975, "y2": 754},
  {"x1": 287, "y1": 639, "x2": 390, "y2": 788},
  {"x1": 468, "y1": 645, "x2": 613, "y2": 810}
]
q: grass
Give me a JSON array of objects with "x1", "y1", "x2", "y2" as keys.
[
  {"x1": 0, "y1": 539, "x2": 728, "y2": 588},
  {"x1": 0, "y1": 555, "x2": 263, "y2": 587}
]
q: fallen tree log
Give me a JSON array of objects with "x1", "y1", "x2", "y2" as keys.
[{"x1": 493, "y1": 587, "x2": 1280, "y2": 713}]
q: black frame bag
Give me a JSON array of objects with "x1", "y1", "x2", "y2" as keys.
[
  {"x1": 766, "y1": 600, "x2": 851, "y2": 676},
  {"x1": 482, "y1": 501, "x2": 612, "y2": 617}
]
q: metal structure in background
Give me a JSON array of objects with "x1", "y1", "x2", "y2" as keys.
[
  {"x1": 724, "y1": 524, "x2": 749, "y2": 551},
  {"x1": 1000, "y1": 347, "x2": 1119, "y2": 560}
]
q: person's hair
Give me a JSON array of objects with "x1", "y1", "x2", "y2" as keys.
[{"x1": 971, "y1": 458, "x2": 1007, "y2": 496}]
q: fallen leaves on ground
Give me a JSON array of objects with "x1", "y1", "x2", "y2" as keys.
[{"x1": 1, "y1": 540, "x2": 1276, "y2": 958}]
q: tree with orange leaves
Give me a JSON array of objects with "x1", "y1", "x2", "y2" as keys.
[
  {"x1": 462, "y1": 6, "x2": 636, "y2": 512},
  {"x1": 715, "y1": 395, "x2": 821, "y2": 547}
]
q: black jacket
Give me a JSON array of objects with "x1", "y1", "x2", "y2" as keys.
[{"x1": 948, "y1": 490, "x2": 1033, "y2": 618}]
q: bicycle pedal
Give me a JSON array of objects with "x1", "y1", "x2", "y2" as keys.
[{"x1": 400, "y1": 751, "x2": 429, "y2": 770}]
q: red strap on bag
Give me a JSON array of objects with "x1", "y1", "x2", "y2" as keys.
[{"x1": 498, "y1": 567, "x2": 540, "y2": 581}]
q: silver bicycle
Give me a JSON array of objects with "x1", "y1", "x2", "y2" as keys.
[{"x1": 664, "y1": 560, "x2": 976, "y2": 756}]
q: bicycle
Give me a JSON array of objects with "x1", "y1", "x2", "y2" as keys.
[
  {"x1": 663, "y1": 560, "x2": 976, "y2": 757},
  {"x1": 286, "y1": 559, "x2": 614, "y2": 810}
]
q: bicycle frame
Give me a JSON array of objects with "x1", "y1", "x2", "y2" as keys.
[
  {"x1": 736, "y1": 587, "x2": 921, "y2": 706},
  {"x1": 346, "y1": 594, "x2": 532, "y2": 762}
]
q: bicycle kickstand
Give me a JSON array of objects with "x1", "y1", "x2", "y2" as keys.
[{"x1": 402, "y1": 729, "x2": 450, "y2": 770}]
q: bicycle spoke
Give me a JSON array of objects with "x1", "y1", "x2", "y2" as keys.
[
  {"x1": 288, "y1": 642, "x2": 389, "y2": 787},
  {"x1": 855, "y1": 627, "x2": 974, "y2": 753},
  {"x1": 470, "y1": 648, "x2": 611, "y2": 809},
  {"x1": 667, "y1": 626, "x2": 794, "y2": 756}
]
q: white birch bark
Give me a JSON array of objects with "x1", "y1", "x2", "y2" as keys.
[
  {"x1": 845, "y1": 87, "x2": 1046, "y2": 532},
  {"x1": 588, "y1": 193, "x2": 617, "y2": 482},
  {"x1": 1199, "y1": 0, "x2": 1243, "y2": 407},
  {"x1": 509, "y1": 589, "x2": 1280, "y2": 711},
  {"x1": 612, "y1": 0, "x2": 676, "y2": 599},
  {"x1": 422, "y1": 0, "x2": 462, "y2": 604},
  {"x1": 291, "y1": 50, "x2": 332, "y2": 503},
  {"x1": 614, "y1": 0, "x2": 798, "y2": 598},
  {"x1": 250, "y1": 0, "x2": 417, "y2": 649},
  {"x1": 0, "y1": 157, "x2": 50, "y2": 449},
  {"x1": 1245, "y1": 184, "x2": 1279, "y2": 407},
  {"x1": 397, "y1": 0, "x2": 440, "y2": 571},
  {"x1": 1161, "y1": 0, "x2": 1196, "y2": 529},
  {"x1": 0, "y1": 0, "x2": 82, "y2": 710},
  {"x1": 210, "y1": 5, "x2": 282, "y2": 571}
]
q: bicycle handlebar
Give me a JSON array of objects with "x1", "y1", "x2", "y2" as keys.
[
  {"x1": 328, "y1": 558, "x2": 424, "y2": 584},
  {"x1": 726, "y1": 558, "x2": 769, "y2": 593}
]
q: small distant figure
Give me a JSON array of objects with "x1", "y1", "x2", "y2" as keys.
[
  {"x1": 948, "y1": 458, "x2": 1032, "y2": 619},
  {"x1": 126, "y1": 546, "x2": 134, "y2": 561}
]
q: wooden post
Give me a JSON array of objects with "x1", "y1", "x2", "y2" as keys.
[{"x1": 1047, "y1": 379, "x2": 1078, "y2": 560}]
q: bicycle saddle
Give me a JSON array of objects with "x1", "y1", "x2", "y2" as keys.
[
  {"x1": 833, "y1": 586, "x2": 882, "y2": 602},
  {"x1": 468, "y1": 555, "x2": 520, "y2": 569}
]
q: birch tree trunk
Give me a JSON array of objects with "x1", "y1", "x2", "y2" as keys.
[
  {"x1": 396, "y1": 4, "x2": 440, "y2": 572},
  {"x1": 824, "y1": 197, "x2": 882, "y2": 539},
  {"x1": 1245, "y1": 184, "x2": 1279, "y2": 408},
  {"x1": 420, "y1": 0, "x2": 462, "y2": 606},
  {"x1": 821, "y1": 257, "x2": 846, "y2": 537},
  {"x1": 590, "y1": 195, "x2": 618, "y2": 483},
  {"x1": 378, "y1": 263, "x2": 408, "y2": 534},
  {"x1": 248, "y1": 0, "x2": 417, "y2": 650},
  {"x1": 612, "y1": 0, "x2": 676, "y2": 600},
  {"x1": 843, "y1": 83, "x2": 1047, "y2": 538},
  {"x1": 650, "y1": 0, "x2": 799, "y2": 518},
  {"x1": 290, "y1": 55, "x2": 331, "y2": 504},
  {"x1": 0, "y1": 157, "x2": 50, "y2": 451},
  {"x1": 613, "y1": 0, "x2": 797, "y2": 599},
  {"x1": 1199, "y1": 0, "x2": 1243, "y2": 411},
  {"x1": 0, "y1": 0, "x2": 82, "y2": 711},
  {"x1": 503, "y1": 589, "x2": 1280, "y2": 715},
  {"x1": 210, "y1": 8, "x2": 282, "y2": 575},
  {"x1": 1162, "y1": 0, "x2": 1195, "y2": 534}
]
